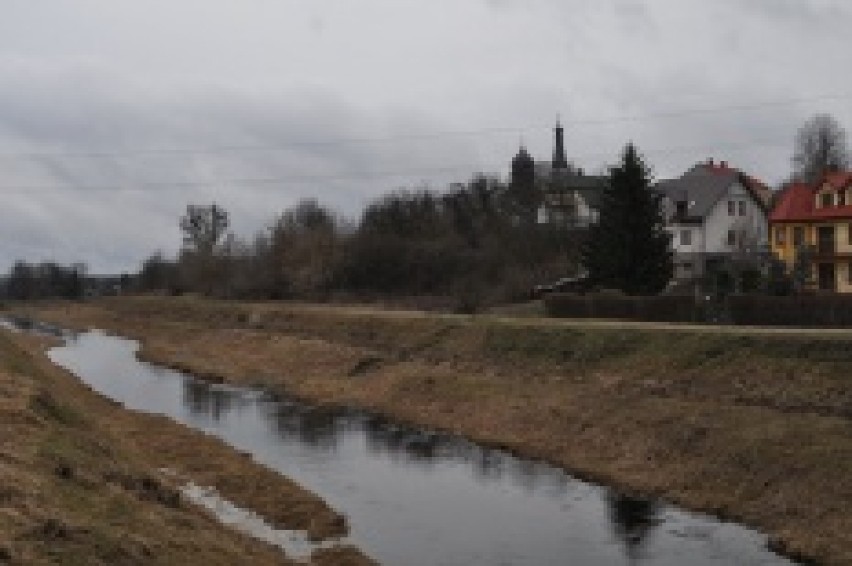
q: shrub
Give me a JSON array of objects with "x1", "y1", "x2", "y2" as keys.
[{"x1": 545, "y1": 293, "x2": 698, "y2": 323}]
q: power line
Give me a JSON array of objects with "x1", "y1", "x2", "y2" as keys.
[
  {"x1": 0, "y1": 135, "x2": 793, "y2": 194},
  {"x1": 0, "y1": 91, "x2": 846, "y2": 160}
]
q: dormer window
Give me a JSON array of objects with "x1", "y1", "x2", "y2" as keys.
[
  {"x1": 840, "y1": 191, "x2": 847, "y2": 206},
  {"x1": 675, "y1": 200, "x2": 687, "y2": 217},
  {"x1": 821, "y1": 193, "x2": 833, "y2": 208}
]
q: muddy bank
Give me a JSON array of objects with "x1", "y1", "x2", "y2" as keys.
[
  {"x1": 26, "y1": 297, "x2": 852, "y2": 565},
  {"x1": 0, "y1": 320, "x2": 374, "y2": 565}
]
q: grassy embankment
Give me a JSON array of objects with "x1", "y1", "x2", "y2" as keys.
[
  {"x1": 0, "y1": 321, "x2": 374, "y2": 565},
  {"x1": 26, "y1": 296, "x2": 852, "y2": 566}
]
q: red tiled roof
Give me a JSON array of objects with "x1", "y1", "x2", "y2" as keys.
[
  {"x1": 822, "y1": 171, "x2": 852, "y2": 190},
  {"x1": 770, "y1": 176, "x2": 852, "y2": 222},
  {"x1": 770, "y1": 183, "x2": 815, "y2": 222}
]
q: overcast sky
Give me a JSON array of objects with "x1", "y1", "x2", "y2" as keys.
[{"x1": 1, "y1": 0, "x2": 851, "y2": 273}]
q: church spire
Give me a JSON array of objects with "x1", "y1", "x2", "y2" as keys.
[{"x1": 552, "y1": 117, "x2": 568, "y2": 170}]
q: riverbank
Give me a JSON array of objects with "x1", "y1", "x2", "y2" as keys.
[
  {"x1": 23, "y1": 296, "x2": 852, "y2": 565},
  {"x1": 0, "y1": 321, "x2": 374, "y2": 564}
]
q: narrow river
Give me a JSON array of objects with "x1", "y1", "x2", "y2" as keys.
[{"x1": 46, "y1": 329, "x2": 794, "y2": 566}]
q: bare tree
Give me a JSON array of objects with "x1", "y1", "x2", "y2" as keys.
[
  {"x1": 178, "y1": 204, "x2": 230, "y2": 294},
  {"x1": 792, "y1": 114, "x2": 850, "y2": 184},
  {"x1": 179, "y1": 203, "x2": 229, "y2": 255}
]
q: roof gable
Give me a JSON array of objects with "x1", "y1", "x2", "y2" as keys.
[
  {"x1": 820, "y1": 171, "x2": 852, "y2": 191},
  {"x1": 657, "y1": 166, "x2": 737, "y2": 220},
  {"x1": 658, "y1": 163, "x2": 770, "y2": 222},
  {"x1": 770, "y1": 178, "x2": 852, "y2": 222}
]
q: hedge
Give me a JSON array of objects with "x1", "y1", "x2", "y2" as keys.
[
  {"x1": 544, "y1": 293, "x2": 699, "y2": 323},
  {"x1": 545, "y1": 292, "x2": 852, "y2": 327}
]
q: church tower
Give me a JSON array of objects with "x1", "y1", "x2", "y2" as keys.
[
  {"x1": 511, "y1": 144, "x2": 535, "y2": 187},
  {"x1": 510, "y1": 144, "x2": 538, "y2": 224},
  {"x1": 552, "y1": 118, "x2": 568, "y2": 170}
]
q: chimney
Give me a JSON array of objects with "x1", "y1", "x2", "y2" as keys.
[
  {"x1": 720, "y1": 160, "x2": 728, "y2": 169},
  {"x1": 706, "y1": 158, "x2": 714, "y2": 167}
]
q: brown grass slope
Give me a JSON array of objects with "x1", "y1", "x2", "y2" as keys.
[
  {"x1": 0, "y1": 322, "x2": 374, "y2": 565},
  {"x1": 25, "y1": 296, "x2": 852, "y2": 566}
]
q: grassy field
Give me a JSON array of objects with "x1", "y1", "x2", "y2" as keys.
[
  {"x1": 23, "y1": 296, "x2": 852, "y2": 566},
  {"x1": 0, "y1": 315, "x2": 374, "y2": 565}
]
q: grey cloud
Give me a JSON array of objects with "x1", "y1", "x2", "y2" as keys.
[
  {"x1": 1, "y1": 0, "x2": 851, "y2": 274},
  {"x1": 736, "y1": 0, "x2": 850, "y2": 24},
  {"x1": 0, "y1": 71, "x2": 480, "y2": 273}
]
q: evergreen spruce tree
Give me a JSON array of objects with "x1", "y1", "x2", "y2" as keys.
[{"x1": 582, "y1": 143, "x2": 672, "y2": 294}]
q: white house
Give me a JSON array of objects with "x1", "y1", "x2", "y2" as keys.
[
  {"x1": 657, "y1": 160, "x2": 771, "y2": 282},
  {"x1": 511, "y1": 120, "x2": 607, "y2": 228}
]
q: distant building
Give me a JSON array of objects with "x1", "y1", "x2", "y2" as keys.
[
  {"x1": 657, "y1": 160, "x2": 771, "y2": 283},
  {"x1": 770, "y1": 172, "x2": 852, "y2": 292},
  {"x1": 509, "y1": 120, "x2": 607, "y2": 228}
]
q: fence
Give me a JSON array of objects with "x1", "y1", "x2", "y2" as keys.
[
  {"x1": 727, "y1": 294, "x2": 852, "y2": 327},
  {"x1": 544, "y1": 293, "x2": 700, "y2": 323},
  {"x1": 545, "y1": 292, "x2": 852, "y2": 327}
]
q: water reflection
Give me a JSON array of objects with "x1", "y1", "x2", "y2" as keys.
[
  {"x1": 362, "y1": 414, "x2": 444, "y2": 462},
  {"x1": 182, "y1": 380, "x2": 239, "y2": 422},
  {"x1": 607, "y1": 491, "x2": 662, "y2": 563},
  {"x1": 35, "y1": 326, "x2": 795, "y2": 566},
  {"x1": 267, "y1": 403, "x2": 344, "y2": 451},
  {"x1": 252, "y1": 395, "x2": 676, "y2": 564}
]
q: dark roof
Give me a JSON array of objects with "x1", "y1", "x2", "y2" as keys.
[
  {"x1": 546, "y1": 167, "x2": 608, "y2": 209},
  {"x1": 512, "y1": 146, "x2": 534, "y2": 166},
  {"x1": 657, "y1": 163, "x2": 768, "y2": 221}
]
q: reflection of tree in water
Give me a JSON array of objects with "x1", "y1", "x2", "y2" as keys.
[
  {"x1": 471, "y1": 446, "x2": 506, "y2": 482},
  {"x1": 606, "y1": 491, "x2": 661, "y2": 564},
  {"x1": 182, "y1": 380, "x2": 236, "y2": 421},
  {"x1": 269, "y1": 404, "x2": 343, "y2": 450},
  {"x1": 363, "y1": 415, "x2": 444, "y2": 463}
]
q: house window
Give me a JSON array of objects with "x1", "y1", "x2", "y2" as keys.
[
  {"x1": 728, "y1": 200, "x2": 736, "y2": 216},
  {"x1": 821, "y1": 193, "x2": 833, "y2": 208},
  {"x1": 738, "y1": 200, "x2": 746, "y2": 216},
  {"x1": 793, "y1": 226, "x2": 805, "y2": 247},
  {"x1": 775, "y1": 226, "x2": 786, "y2": 246},
  {"x1": 676, "y1": 200, "x2": 687, "y2": 217},
  {"x1": 727, "y1": 229, "x2": 737, "y2": 246},
  {"x1": 848, "y1": 223, "x2": 852, "y2": 245},
  {"x1": 840, "y1": 192, "x2": 847, "y2": 206},
  {"x1": 680, "y1": 230, "x2": 692, "y2": 246}
]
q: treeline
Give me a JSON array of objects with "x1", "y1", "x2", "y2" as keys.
[
  {"x1": 138, "y1": 175, "x2": 584, "y2": 311},
  {"x1": 2, "y1": 261, "x2": 87, "y2": 300}
]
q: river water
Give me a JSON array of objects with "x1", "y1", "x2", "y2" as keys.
[{"x1": 44, "y1": 329, "x2": 794, "y2": 566}]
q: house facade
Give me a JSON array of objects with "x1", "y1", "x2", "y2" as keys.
[
  {"x1": 657, "y1": 160, "x2": 770, "y2": 282},
  {"x1": 510, "y1": 120, "x2": 607, "y2": 228},
  {"x1": 770, "y1": 172, "x2": 852, "y2": 292}
]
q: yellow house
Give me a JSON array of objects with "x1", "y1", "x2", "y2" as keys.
[{"x1": 770, "y1": 172, "x2": 852, "y2": 292}]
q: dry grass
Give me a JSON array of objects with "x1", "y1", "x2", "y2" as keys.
[
  {"x1": 0, "y1": 318, "x2": 374, "y2": 565},
  {"x1": 24, "y1": 296, "x2": 852, "y2": 565}
]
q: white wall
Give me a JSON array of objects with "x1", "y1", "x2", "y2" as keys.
[
  {"x1": 703, "y1": 181, "x2": 768, "y2": 255},
  {"x1": 667, "y1": 223, "x2": 705, "y2": 255}
]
